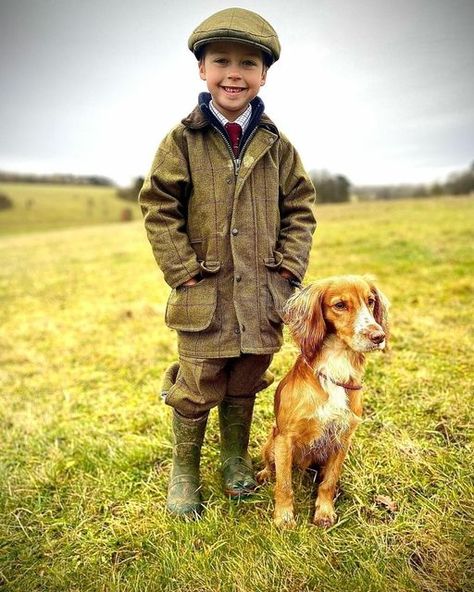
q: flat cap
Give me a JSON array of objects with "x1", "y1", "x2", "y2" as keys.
[{"x1": 188, "y1": 7, "x2": 280, "y2": 66}]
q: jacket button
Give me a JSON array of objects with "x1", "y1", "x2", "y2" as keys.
[
  {"x1": 231, "y1": 228, "x2": 239, "y2": 236},
  {"x1": 234, "y1": 327, "x2": 240, "y2": 334},
  {"x1": 226, "y1": 177, "x2": 233, "y2": 184},
  {"x1": 235, "y1": 274, "x2": 242, "y2": 282}
]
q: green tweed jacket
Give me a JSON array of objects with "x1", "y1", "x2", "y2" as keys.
[{"x1": 139, "y1": 95, "x2": 316, "y2": 358}]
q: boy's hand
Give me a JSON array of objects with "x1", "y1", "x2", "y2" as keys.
[
  {"x1": 279, "y1": 268, "x2": 301, "y2": 288},
  {"x1": 278, "y1": 268, "x2": 296, "y2": 281},
  {"x1": 180, "y1": 275, "x2": 200, "y2": 287}
]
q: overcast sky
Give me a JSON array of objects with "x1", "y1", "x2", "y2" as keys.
[{"x1": 1, "y1": 0, "x2": 473, "y2": 186}]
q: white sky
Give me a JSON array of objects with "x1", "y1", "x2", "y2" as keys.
[{"x1": 0, "y1": 0, "x2": 473, "y2": 186}]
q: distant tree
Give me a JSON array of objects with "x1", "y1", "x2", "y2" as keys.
[
  {"x1": 334, "y1": 175, "x2": 351, "y2": 202},
  {"x1": 117, "y1": 177, "x2": 144, "y2": 202},
  {"x1": 87, "y1": 175, "x2": 115, "y2": 186},
  {"x1": 0, "y1": 193, "x2": 13, "y2": 210},
  {"x1": 310, "y1": 170, "x2": 351, "y2": 203},
  {"x1": 412, "y1": 185, "x2": 428, "y2": 198},
  {"x1": 377, "y1": 187, "x2": 392, "y2": 200},
  {"x1": 445, "y1": 161, "x2": 474, "y2": 195}
]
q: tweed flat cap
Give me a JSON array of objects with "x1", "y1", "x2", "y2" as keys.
[{"x1": 188, "y1": 7, "x2": 280, "y2": 66}]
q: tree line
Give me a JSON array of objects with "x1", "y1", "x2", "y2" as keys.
[
  {"x1": 353, "y1": 161, "x2": 474, "y2": 201},
  {"x1": 2, "y1": 160, "x2": 472, "y2": 205},
  {"x1": 0, "y1": 171, "x2": 115, "y2": 186}
]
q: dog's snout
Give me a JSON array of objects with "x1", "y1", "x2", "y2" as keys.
[{"x1": 369, "y1": 329, "x2": 385, "y2": 344}]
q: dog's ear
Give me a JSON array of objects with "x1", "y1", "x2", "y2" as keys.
[
  {"x1": 364, "y1": 275, "x2": 390, "y2": 343},
  {"x1": 284, "y1": 282, "x2": 326, "y2": 362}
]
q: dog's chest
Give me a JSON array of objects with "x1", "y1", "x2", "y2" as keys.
[
  {"x1": 316, "y1": 382, "x2": 351, "y2": 426},
  {"x1": 307, "y1": 383, "x2": 352, "y2": 462}
]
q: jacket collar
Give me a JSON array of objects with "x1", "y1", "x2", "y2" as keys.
[{"x1": 181, "y1": 92, "x2": 279, "y2": 137}]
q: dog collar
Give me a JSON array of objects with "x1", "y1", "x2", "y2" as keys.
[{"x1": 318, "y1": 371, "x2": 363, "y2": 391}]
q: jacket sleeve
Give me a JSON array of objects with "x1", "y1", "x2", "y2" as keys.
[
  {"x1": 139, "y1": 126, "x2": 201, "y2": 289},
  {"x1": 276, "y1": 134, "x2": 317, "y2": 282}
]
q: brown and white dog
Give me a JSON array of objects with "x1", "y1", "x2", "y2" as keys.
[{"x1": 257, "y1": 275, "x2": 390, "y2": 528}]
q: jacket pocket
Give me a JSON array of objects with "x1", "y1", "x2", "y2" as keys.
[
  {"x1": 267, "y1": 270, "x2": 295, "y2": 323},
  {"x1": 165, "y1": 277, "x2": 218, "y2": 332}
]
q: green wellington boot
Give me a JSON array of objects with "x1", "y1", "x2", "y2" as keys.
[
  {"x1": 219, "y1": 397, "x2": 258, "y2": 498},
  {"x1": 167, "y1": 410, "x2": 208, "y2": 518}
]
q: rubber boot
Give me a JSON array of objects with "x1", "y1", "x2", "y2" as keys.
[
  {"x1": 219, "y1": 396, "x2": 257, "y2": 498},
  {"x1": 167, "y1": 410, "x2": 208, "y2": 518}
]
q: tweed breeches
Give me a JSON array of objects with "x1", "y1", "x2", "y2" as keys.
[{"x1": 165, "y1": 354, "x2": 274, "y2": 417}]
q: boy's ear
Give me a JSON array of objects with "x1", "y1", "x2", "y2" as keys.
[
  {"x1": 198, "y1": 60, "x2": 206, "y2": 81},
  {"x1": 260, "y1": 66, "x2": 267, "y2": 86}
]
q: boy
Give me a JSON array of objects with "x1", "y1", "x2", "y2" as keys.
[{"x1": 139, "y1": 7, "x2": 316, "y2": 518}]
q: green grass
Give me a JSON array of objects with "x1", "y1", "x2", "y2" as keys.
[
  {"x1": 0, "y1": 196, "x2": 473, "y2": 591},
  {"x1": 0, "y1": 183, "x2": 139, "y2": 236}
]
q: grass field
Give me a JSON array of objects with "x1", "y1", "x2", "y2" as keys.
[
  {"x1": 0, "y1": 194, "x2": 473, "y2": 591},
  {"x1": 0, "y1": 183, "x2": 139, "y2": 236}
]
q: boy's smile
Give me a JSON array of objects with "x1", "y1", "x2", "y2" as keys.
[{"x1": 199, "y1": 41, "x2": 267, "y2": 121}]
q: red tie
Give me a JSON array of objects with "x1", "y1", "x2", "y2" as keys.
[{"x1": 225, "y1": 122, "x2": 242, "y2": 157}]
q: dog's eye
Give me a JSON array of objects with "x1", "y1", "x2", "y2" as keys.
[
  {"x1": 333, "y1": 301, "x2": 346, "y2": 310},
  {"x1": 368, "y1": 297, "x2": 376, "y2": 307}
]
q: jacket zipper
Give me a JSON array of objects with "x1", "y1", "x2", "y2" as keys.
[
  {"x1": 238, "y1": 127, "x2": 258, "y2": 165},
  {"x1": 213, "y1": 125, "x2": 259, "y2": 176},
  {"x1": 212, "y1": 125, "x2": 239, "y2": 174}
]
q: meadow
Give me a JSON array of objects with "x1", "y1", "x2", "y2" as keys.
[
  {"x1": 0, "y1": 189, "x2": 472, "y2": 591},
  {"x1": 0, "y1": 183, "x2": 134, "y2": 236}
]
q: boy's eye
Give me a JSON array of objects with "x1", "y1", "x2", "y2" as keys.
[{"x1": 243, "y1": 60, "x2": 257, "y2": 67}]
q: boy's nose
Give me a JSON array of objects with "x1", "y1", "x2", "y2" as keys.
[{"x1": 227, "y1": 67, "x2": 242, "y2": 79}]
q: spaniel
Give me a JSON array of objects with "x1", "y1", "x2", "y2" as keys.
[{"x1": 257, "y1": 275, "x2": 390, "y2": 528}]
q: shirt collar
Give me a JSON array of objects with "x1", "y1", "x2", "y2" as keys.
[{"x1": 209, "y1": 100, "x2": 252, "y2": 135}]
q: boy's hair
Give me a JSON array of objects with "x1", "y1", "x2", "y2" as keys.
[{"x1": 188, "y1": 7, "x2": 280, "y2": 67}]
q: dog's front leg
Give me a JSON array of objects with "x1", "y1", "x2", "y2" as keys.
[
  {"x1": 313, "y1": 448, "x2": 347, "y2": 528},
  {"x1": 273, "y1": 434, "x2": 296, "y2": 528},
  {"x1": 256, "y1": 429, "x2": 275, "y2": 484}
]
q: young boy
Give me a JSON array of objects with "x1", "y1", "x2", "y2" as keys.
[{"x1": 139, "y1": 7, "x2": 316, "y2": 518}]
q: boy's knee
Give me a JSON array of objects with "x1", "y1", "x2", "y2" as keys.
[
  {"x1": 162, "y1": 357, "x2": 227, "y2": 417},
  {"x1": 227, "y1": 369, "x2": 274, "y2": 398},
  {"x1": 226, "y1": 355, "x2": 274, "y2": 397},
  {"x1": 165, "y1": 375, "x2": 222, "y2": 417}
]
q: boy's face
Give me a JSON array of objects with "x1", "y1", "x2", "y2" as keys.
[{"x1": 199, "y1": 41, "x2": 267, "y2": 121}]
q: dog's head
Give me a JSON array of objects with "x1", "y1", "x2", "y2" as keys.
[{"x1": 284, "y1": 275, "x2": 390, "y2": 361}]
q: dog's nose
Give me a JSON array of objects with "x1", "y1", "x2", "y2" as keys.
[{"x1": 369, "y1": 330, "x2": 385, "y2": 344}]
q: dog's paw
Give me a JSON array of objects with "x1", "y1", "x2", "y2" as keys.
[
  {"x1": 256, "y1": 468, "x2": 271, "y2": 483},
  {"x1": 274, "y1": 509, "x2": 296, "y2": 529},
  {"x1": 313, "y1": 508, "x2": 337, "y2": 528}
]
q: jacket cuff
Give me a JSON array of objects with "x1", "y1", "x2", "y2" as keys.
[{"x1": 279, "y1": 259, "x2": 305, "y2": 283}]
